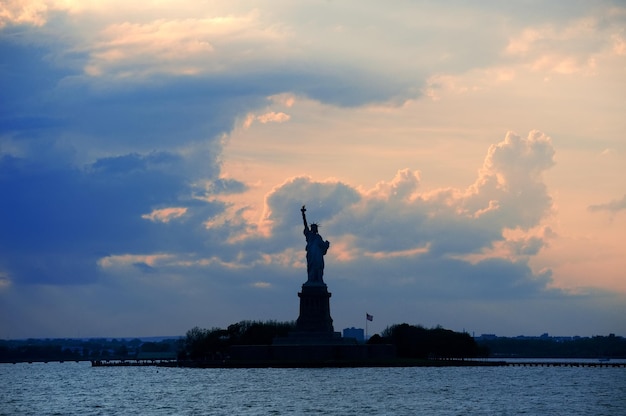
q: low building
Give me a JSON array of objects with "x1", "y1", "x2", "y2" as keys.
[{"x1": 343, "y1": 327, "x2": 365, "y2": 343}]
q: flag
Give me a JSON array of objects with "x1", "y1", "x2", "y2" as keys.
[{"x1": 366, "y1": 313, "x2": 373, "y2": 322}]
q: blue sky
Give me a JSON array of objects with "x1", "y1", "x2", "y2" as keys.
[{"x1": 1, "y1": 0, "x2": 625, "y2": 338}]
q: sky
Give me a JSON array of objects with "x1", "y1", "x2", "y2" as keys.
[{"x1": 1, "y1": 0, "x2": 625, "y2": 339}]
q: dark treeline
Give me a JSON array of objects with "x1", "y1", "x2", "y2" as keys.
[
  {"x1": 183, "y1": 320, "x2": 296, "y2": 360},
  {"x1": 370, "y1": 323, "x2": 486, "y2": 359},
  {"x1": 182, "y1": 321, "x2": 484, "y2": 361},
  {"x1": 0, "y1": 337, "x2": 181, "y2": 363},
  {"x1": 476, "y1": 334, "x2": 626, "y2": 358},
  {"x1": 4, "y1": 325, "x2": 625, "y2": 363}
]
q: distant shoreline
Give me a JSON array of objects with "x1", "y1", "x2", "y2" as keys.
[
  {"x1": 92, "y1": 358, "x2": 508, "y2": 368},
  {"x1": 3, "y1": 357, "x2": 625, "y2": 368}
]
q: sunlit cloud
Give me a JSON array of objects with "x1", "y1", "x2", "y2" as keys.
[
  {"x1": 257, "y1": 112, "x2": 290, "y2": 124},
  {"x1": 268, "y1": 93, "x2": 296, "y2": 108},
  {"x1": 612, "y1": 33, "x2": 626, "y2": 55},
  {"x1": 82, "y1": 10, "x2": 292, "y2": 79},
  {"x1": 457, "y1": 226, "x2": 550, "y2": 265},
  {"x1": 505, "y1": 14, "x2": 625, "y2": 76},
  {"x1": 142, "y1": 207, "x2": 188, "y2": 223},
  {"x1": 243, "y1": 111, "x2": 291, "y2": 129},
  {"x1": 86, "y1": 18, "x2": 217, "y2": 77},
  {"x1": 364, "y1": 245, "x2": 430, "y2": 260},
  {"x1": 0, "y1": 0, "x2": 48, "y2": 28},
  {"x1": 366, "y1": 169, "x2": 421, "y2": 201}
]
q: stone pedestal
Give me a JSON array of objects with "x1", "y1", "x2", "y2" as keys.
[{"x1": 295, "y1": 281, "x2": 334, "y2": 333}]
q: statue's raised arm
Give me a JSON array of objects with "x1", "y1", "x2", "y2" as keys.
[{"x1": 301, "y1": 205, "x2": 309, "y2": 230}]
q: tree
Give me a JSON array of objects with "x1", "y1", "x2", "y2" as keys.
[
  {"x1": 182, "y1": 321, "x2": 296, "y2": 360},
  {"x1": 380, "y1": 323, "x2": 482, "y2": 359}
]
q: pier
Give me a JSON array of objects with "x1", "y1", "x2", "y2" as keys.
[
  {"x1": 88, "y1": 358, "x2": 626, "y2": 368},
  {"x1": 91, "y1": 359, "x2": 178, "y2": 367},
  {"x1": 91, "y1": 351, "x2": 179, "y2": 367},
  {"x1": 505, "y1": 361, "x2": 626, "y2": 368}
]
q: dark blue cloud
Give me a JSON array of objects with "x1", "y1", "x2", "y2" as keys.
[
  {"x1": 0, "y1": 37, "x2": 73, "y2": 111},
  {"x1": 331, "y1": 250, "x2": 554, "y2": 302},
  {"x1": 90, "y1": 152, "x2": 181, "y2": 175},
  {"x1": 445, "y1": 257, "x2": 553, "y2": 299},
  {"x1": 40, "y1": 76, "x2": 266, "y2": 151},
  {"x1": 132, "y1": 262, "x2": 156, "y2": 274},
  {"x1": 265, "y1": 176, "x2": 362, "y2": 235},
  {"x1": 588, "y1": 194, "x2": 626, "y2": 214},
  {"x1": 0, "y1": 151, "x2": 242, "y2": 285},
  {"x1": 287, "y1": 64, "x2": 420, "y2": 107}
]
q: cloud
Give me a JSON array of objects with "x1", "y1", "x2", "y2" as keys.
[
  {"x1": 0, "y1": 0, "x2": 48, "y2": 28},
  {"x1": 0, "y1": 45, "x2": 269, "y2": 167},
  {"x1": 244, "y1": 111, "x2": 291, "y2": 128},
  {"x1": 464, "y1": 130, "x2": 555, "y2": 228},
  {"x1": 248, "y1": 130, "x2": 557, "y2": 303},
  {"x1": 256, "y1": 112, "x2": 290, "y2": 124},
  {"x1": 0, "y1": 149, "x2": 241, "y2": 285},
  {"x1": 0, "y1": 2, "x2": 427, "y2": 110},
  {"x1": 260, "y1": 176, "x2": 362, "y2": 247},
  {"x1": 321, "y1": 131, "x2": 555, "y2": 259},
  {"x1": 504, "y1": 11, "x2": 625, "y2": 75},
  {"x1": 141, "y1": 207, "x2": 188, "y2": 223},
  {"x1": 588, "y1": 194, "x2": 626, "y2": 214},
  {"x1": 83, "y1": 11, "x2": 291, "y2": 79}
]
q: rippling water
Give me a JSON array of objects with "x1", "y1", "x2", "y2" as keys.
[{"x1": 1, "y1": 361, "x2": 625, "y2": 415}]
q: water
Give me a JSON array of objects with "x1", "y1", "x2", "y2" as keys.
[{"x1": 1, "y1": 362, "x2": 625, "y2": 415}]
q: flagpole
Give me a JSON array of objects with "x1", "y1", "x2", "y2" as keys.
[{"x1": 365, "y1": 313, "x2": 368, "y2": 342}]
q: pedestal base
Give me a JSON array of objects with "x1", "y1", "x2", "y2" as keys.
[
  {"x1": 295, "y1": 281, "x2": 334, "y2": 333},
  {"x1": 273, "y1": 331, "x2": 346, "y2": 345}
]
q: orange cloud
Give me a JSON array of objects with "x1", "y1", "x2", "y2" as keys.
[{"x1": 141, "y1": 207, "x2": 188, "y2": 223}]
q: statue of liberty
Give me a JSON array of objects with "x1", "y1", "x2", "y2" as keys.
[{"x1": 301, "y1": 205, "x2": 330, "y2": 284}]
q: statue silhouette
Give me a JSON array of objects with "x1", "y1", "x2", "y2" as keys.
[{"x1": 301, "y1": 205, "x2": 330, "y2": 283}]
